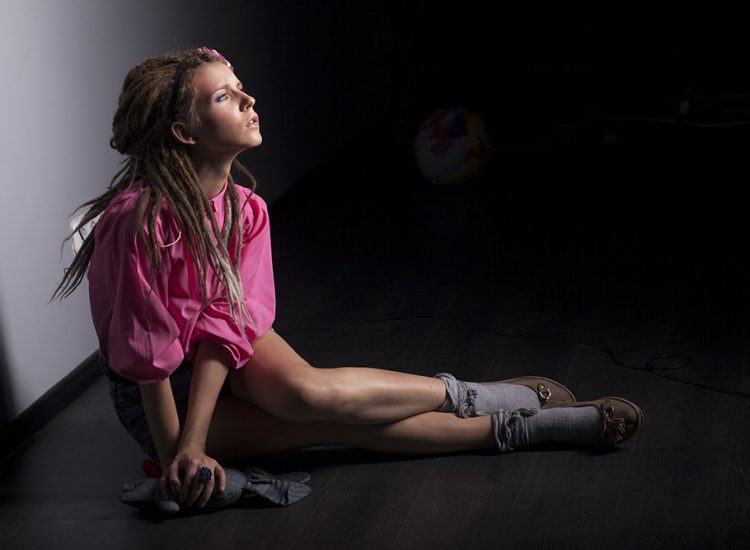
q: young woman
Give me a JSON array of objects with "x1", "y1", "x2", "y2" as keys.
[{"x1": 53, "y1": 48, "x2": 643, "y2": 511}]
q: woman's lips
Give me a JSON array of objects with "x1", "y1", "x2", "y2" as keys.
[{"x1": 246, "y1": 114, "x2": 260, "y2": 128}]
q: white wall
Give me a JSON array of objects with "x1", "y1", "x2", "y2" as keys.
[
  {"x1": 0, "y1": 0, "x2": 203, "y2": 421},
  {"x1": 0, "y1": 0, "x2": 395, "y2": 423}
]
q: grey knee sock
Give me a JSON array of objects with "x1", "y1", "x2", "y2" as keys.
[
  {"x1": 435, "y1": 373, "x2": 539, "y2": 417},
  {"x1": 492, "y1": 406, "x2": 602, "y2": 452}
]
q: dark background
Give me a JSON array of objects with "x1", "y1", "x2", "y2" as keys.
[{"x1": 360, "y1": 4, "x2": 750, "y2": 264}]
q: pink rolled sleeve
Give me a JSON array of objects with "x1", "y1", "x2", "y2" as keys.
[{"x1": 88, "y1": 181, "x2": 276, "y2": 383}]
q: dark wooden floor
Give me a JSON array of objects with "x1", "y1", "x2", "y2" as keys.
[{"x1": 2, "y1": 118, "x2": 749, "y2": 549}]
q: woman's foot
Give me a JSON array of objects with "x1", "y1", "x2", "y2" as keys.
[
  {"x1": 494, "y1": 376, "x2": 576, "y2": 408},
  {"x1": 491, "y1": 396, "x2": 644, "y2": 452},
  {"x1": 544, "y1": 397, "x2": 644, "y2": 446},
  {"x1": 435, "y1": 373, "x2": 576, "y2": 417}
]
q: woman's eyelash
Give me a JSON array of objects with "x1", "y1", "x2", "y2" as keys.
[{"x1": 215, "y1": 84, "x2": 245, "y2": 102}]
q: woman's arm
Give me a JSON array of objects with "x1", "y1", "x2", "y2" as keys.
[
  {"x1": 139, "y1": 341, "x2": 231, "y2": 508},
  {"x1": 168, "y1": 340, "x2": 231, "y2": 507},
  {"x1": 139, "y1": 378, "x2": 180, "y2": 478}
]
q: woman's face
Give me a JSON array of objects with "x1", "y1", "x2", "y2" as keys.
[{"x1": 187, "y1": 61, "x2": 261, "y2": 159}]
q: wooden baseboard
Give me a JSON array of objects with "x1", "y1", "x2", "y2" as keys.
[{"x1": 0, "y1": 351, "x2": 101, "y2": 463}]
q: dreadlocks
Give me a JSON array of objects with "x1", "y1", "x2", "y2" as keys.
[{"x1": 51, "y1": 48, "x2": 256, "y2": 328}]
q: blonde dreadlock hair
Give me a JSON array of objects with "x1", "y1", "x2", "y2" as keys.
[{"x1": 51, "y1": 48, "x2": 257, "y2": 329}]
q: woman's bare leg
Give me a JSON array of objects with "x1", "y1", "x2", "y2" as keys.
[
  {"x1": 207, "y1": 395, "x2": 494, "y2": 463},
  {"x1": 229, "y1": 329, "x2": 447, "y2": 424}
]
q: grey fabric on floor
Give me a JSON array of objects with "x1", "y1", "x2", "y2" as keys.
[
  {"x1": 120, "y1": 466, "x2": 312, "y2": 515},
  {"x1": 434, "y1": 372, "x2": 539, "y2": 417}
]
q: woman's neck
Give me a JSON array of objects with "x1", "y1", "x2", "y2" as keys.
[{"x1": 192, "y1": 156, "x2": 233, "y2": 199}]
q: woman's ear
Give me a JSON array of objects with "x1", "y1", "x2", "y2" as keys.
[{"x1": 171, "y1": 122, "x2": 196, "y2": 145}]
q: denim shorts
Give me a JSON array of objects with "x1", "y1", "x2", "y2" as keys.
[{"x1": 99, "y1": 354, "x2": 194, "y2": 462}]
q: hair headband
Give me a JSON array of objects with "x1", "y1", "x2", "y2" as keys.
[{"x1": 196, "y1": 47, "x2": 233, "y2": 70}]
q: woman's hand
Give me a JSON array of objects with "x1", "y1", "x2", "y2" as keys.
[{"x1": 161, "y1": 444, "x2": 227, "y2": 508}]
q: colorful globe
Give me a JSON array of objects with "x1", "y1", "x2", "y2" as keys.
[{"x1": 413, "y1": 107, "x2": 490, "y2": 185}]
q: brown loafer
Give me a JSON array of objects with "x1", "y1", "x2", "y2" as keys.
[
  {"x1": 546, "y1": 396, "x2": 644, "y2": 446},
  {"x1": 489, "y1": 376, "x2": 576, "y2": 408}
]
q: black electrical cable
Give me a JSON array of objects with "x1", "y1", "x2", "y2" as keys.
[{"x1": 277, "y1": 314, "x2": 750, "y2": 400}]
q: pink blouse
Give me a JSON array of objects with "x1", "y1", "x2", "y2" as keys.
[{"x1": 88, "y1": 181, "x2": 276, "y2": 384}]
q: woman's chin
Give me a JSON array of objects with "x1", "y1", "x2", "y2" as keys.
[{"x1": 247, "y1": 134, "x2": 262, "y2": 148}]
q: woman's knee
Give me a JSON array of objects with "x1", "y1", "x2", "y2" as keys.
[
  {"x1": 230, "y1": 362, "x2": 329, "y2": 421},
  {"x1": 265, "y1": 367, "x2": 355, "y2": 422},
  {"x1": 290, "y1": 372, "x2": 356, "y2": 420}
]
